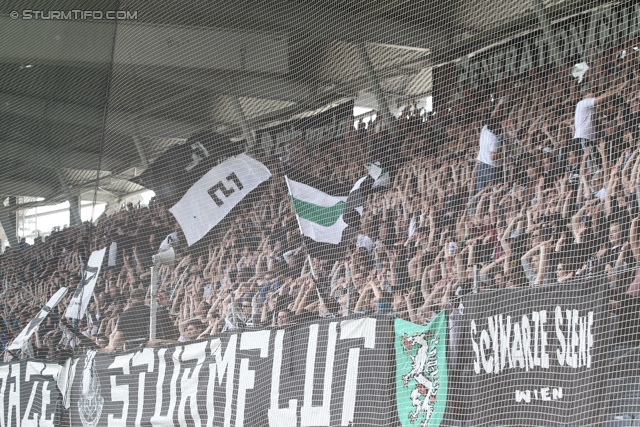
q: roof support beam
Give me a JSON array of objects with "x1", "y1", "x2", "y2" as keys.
[
  {"x1": 0, "y1": 176, "x2": 59, "y2": 199},
  {"x1": 215, "y1": 91, "x2": 345, "y2": 140},
  {"x1": 0, "y1": 198, "x2": 19, "y2": 248},
  {"x1": 357, "y1": 44, "x2": 395, "y2": 138},
  {"x1": 130, "y1": 64, "x2": 319, "y2": 109},
  {"x1": 55, "y1": 168, "x2": 81, "y2": 226}
]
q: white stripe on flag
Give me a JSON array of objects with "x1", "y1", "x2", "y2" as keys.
[
  {"x1": 285, "y1": 177, "x2": 348, "y2": 206},
  {"x1": 296, "y1": 216, "x2": 348, "y2": 244},
  {"x1": 285, "y1": 176, "x2": 348, "y2": 245}
]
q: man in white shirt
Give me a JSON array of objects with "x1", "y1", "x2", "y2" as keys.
[
  {"x1": 475, "y1": 97, "x2": 507, "y2": 194},
  {"x1": 574, "y1": 80, "x2": 629, "y2": 149},
  {"x1": 476, "y1": 125, "x2": 500, "y2": 193}
]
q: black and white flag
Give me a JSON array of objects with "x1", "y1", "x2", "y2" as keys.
[
  {"x1": 65, "y1": 248, "x2": 106, "y2": 320},
  {"x1": 133, "y1": 130, "x2": 271, "y2": 246},
  {"x1": 132, "y1": 130, "x2": 245, "y2": 207},
  {"x1": 9, "y1": 287, "x2": 68, "y2": 350},
  {"x1": 170, "y1": 154, "x2": 271, "y2": 246}
]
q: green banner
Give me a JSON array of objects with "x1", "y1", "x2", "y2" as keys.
[{"x1": 395, "y1": 311, "x2": 448, "y2": 427}]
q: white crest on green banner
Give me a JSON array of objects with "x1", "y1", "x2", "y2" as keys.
[{"x1": 395, "y1": 311, "x2": 448, "y2": 427}]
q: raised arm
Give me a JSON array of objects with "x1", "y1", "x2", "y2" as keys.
[
  {"x1": 536, "y1": 243, "x2": 548, "y2": 286},
  {"x1": 597, "y1": 140, "x2": 609, "y2": 182},
  {"x1": 630, "y1": 216, "x2": 640, "y2": 263},
  {"x1": 593, "y1": 80, "x2": 629, "y2": 107},
  {"x1": 354, "y1": 285, "x2": 373, "y2": 313},
  {"x1": 605, "y1": 175, "x2": 619, "y2": 218},
  {"x1": 480, "y1": 254, "x2": 508, "y2": 276},
  {"x1": 520, "y1": 243, "x2": 541, "y2": 286},
  {"x1": 562, "y1": 190, "x2": 572, "y2": 219},
  {"x1": 571, "y1": 198, "x2": 597, "y2": 242}
]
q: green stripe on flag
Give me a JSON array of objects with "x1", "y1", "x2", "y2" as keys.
[
  {"x1": 395, "y1": 311, "x2": 448, "y2": 427},
  {"x1": 290, "y1": 197, "x2": 345, "y2": 227}
]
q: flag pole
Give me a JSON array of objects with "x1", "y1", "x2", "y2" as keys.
[
  {"x1": 287, "y1": 175, "x2": 327, "y2": 311},
  {"x1": 307, "y1": 254, "x2": 324, "y2": 304},
  {"x1": 284, "y1": 175, "x2": 306, "y2": 237},
  {"x1": 149, "y1": 266, "x2": 157, "y2": 341}
]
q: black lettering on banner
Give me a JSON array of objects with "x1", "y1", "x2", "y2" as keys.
[
  {"x1": 208, "y1": 173, "x2": 244, "y2": 206},
  {"x1": 227, "y1": 172, "x2": 243, "y2": 190}
]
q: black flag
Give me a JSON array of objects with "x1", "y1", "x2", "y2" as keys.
[{"x1": 132, "y1": 130, "x2": 245, "y2": 207}]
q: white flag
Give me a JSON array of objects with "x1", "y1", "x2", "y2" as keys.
[
  {"x1": 65, "y1": 248, "x2": 106, "y2": 320},
  {"x1": 170, "y1": 154, "x2": 271, "y2": 246}
]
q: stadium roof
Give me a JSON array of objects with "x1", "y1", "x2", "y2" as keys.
[{"x1": 0, "y1": 0, "x2": 611, "y2": 210}]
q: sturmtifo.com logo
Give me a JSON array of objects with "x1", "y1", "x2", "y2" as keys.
[{"x1": 10, "y1": 10, "x2": 138, "y2": 20}]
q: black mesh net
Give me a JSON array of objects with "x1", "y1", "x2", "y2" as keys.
[{"x1": 0, "y1": 1, "x2": 639, "y2": 426}]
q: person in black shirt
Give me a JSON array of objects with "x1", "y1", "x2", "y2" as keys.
[
  {"x1": 106, "y1": 288, "x2": 177, "y2": 351},
  {"x1": 595, "y1": 222, "x2": 631, "y2": 273}
]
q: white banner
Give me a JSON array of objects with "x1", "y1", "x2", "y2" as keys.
[
  {"x1": 9, "y1": 287, "x2": 68, "y2": 350},
  {"x1": 170, "y1": 153, "x2": 271, "y2": 246},
  {"x1": 65, "y1": 248, "x2": 106, "y2": 320}
]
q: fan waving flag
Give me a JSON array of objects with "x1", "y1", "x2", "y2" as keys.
[
  {"x1": 65, "y1": 248, "x2": 106, "y2": 320},
  {"x1": 285, "y1": 176, "x2": 349, "y2": 244},
  {"x1": 133, "y1": 130, "x2": 271, "y2": 247},
  {"x1": 395, "y1": 311, "x2": 448, "y2": 427},
  {"x1": 280, "y1": 162, "x2": 374, "y2": 262}
]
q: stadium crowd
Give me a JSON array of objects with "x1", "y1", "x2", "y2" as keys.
[{"x1": 0, "y1": 36, "x2": 639, "y2": 359}]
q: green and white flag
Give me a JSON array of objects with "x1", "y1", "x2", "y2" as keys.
[
  {"x1": 365, "y1": 162, "x2": 390, "y2": 188},
  {"x1": 285, "y1": 176, "x2": 349, "y2": 244},
  {"x1": 395, "y1": 311, "x2": 448, "y2": 427}
]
